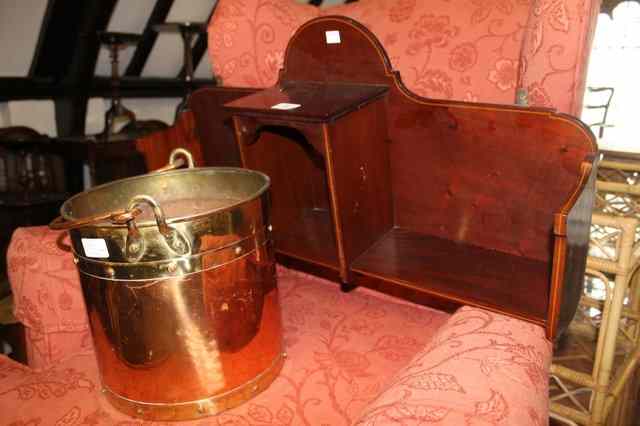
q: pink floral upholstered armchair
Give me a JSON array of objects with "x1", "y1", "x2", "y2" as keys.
[{"x1": 1, "y1": 0, "x2": 601, "y2": 424}]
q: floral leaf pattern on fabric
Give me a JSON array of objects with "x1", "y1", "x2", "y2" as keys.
[
  {"x1": 470, "y1": 389, "x2": 509, "y2": 423},
  {"x1": 206, "y1": 0, "x2": 597, "y2": 115},
  {"x1": 488, "y1": 58, "x2": 518, "y2": 91},
  {"x1": 357, "y1": 306, "x2": 551, "y2": 426},
  {"x1": 403, "y1": 372, "x2": 466, "y2": 393}
]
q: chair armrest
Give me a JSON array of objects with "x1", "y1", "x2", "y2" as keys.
[
  {"x1": 7, "y1": 226, "x2": 91, "y2": 368},
  {"x1": 355, "y1": 306, "x2": 551, "y2": 425}
]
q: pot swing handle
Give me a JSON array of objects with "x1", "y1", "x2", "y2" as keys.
[
  {"x1": 151, "y1": 148, "x2": 195, "y2": 173},
  {"x1": 49, "y1": 148, "x2": 195, "y2": 231},
  {"x1": 49, "y1": 207, "x2": 143, "y2": 230},
  {"x1": 122, "y1": 195, "x2": 191, "y2": 262}
]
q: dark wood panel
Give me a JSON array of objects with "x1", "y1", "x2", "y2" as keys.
[
  {"x1": 351, "y1": 227, "x2": 551, "y2": 322},
  {"x1": 274, "y1": 208, "x2": 339, "y2": 270},
  {"x1": 551, "y1": 159, "x2": 597, "y2": 336},
  {"x1": 134, "y1": 111, "x2": 203, "y2": 170},
  {"x1": 234, "y1": 119, "x2": 339, "y2": 270},
  {"x1": 328, "y1": 98, "x2": 393, "y2": 272},
  {"x1": 387, "y1": 97, "x2": 592, "y2": 263},
  {"x1": 224, "y1": 82, "x2": 387, "y2": 122},
  {"x1": 190, "y1": 87, "x2": 257, "y2": 167}
]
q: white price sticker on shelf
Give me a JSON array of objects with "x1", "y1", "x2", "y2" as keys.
[
  {"x1": 81, "y1": 238, "x2": 109, "y2": 258},
  {"x1": 271, "y1": 103, "x2": 301, "y2": 110}
]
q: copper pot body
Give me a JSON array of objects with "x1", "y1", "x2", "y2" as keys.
[{"x1": 59, "y1": 167, "x2": 283, "y2": 421}]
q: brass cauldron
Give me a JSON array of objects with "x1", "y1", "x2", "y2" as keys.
[{"x1": 50, "y1": 149, "x2": 284, "y2": 421}]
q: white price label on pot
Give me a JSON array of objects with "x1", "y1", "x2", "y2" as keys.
[
  {"x1": 271, "y1": 103, "x2": 301, "y2": 110},
  {"x1": 81, "y1": 238, "x2": 109, "y2": 258},
  {"x1": 325, "y1": 30, "x2": 341, "y2": 44}
]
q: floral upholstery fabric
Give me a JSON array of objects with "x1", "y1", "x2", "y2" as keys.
[
  {"x1": 1, "y1": 252, "x2": 550, "y2": 425},
  {"x1": 0, "y1": 352, "x2": 104, "y2": 426},
  {"x1": 356, "y1": 306, "x2": 551, "y2": 426},
  {"x1": 519, "y1": 0, "x2": 601, "y2": 115},
  {"x1": 208, "y1": 0, "x2": 600, "y2": 115},
  {"x1": 7, "y1": 227, "x2": 92, "y2": 368}
]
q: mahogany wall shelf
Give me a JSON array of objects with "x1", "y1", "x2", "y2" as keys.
[{"x1": 218, "y1": 16, "x2": 598, "y2": 339}]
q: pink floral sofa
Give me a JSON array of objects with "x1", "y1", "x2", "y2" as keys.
[
  {"x1": 1, "y1": 227, "x2": 551, "y2": 425},
  {"x1": 209, "y1": 0, "x2": 601, "y2": 116}
]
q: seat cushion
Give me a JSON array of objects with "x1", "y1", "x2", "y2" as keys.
[
  {"x1": 1, "y1": 298, "x2": 550, "y2": 426},
  {"x1": 2, "y1": 263, "x2": 451, "y2": 425},
  {"x1": 0, "y1": 352, "x2": 103, "y2": 425}
]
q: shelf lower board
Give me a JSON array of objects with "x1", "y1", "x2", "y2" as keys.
[
  {"x1": 276, "y1": 251, "x2": 342, "y2": 284},
  {"x1": 350, "y1": 228, "x2": 551, "y2": 323}
]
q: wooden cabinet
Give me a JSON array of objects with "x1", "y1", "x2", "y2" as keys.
[{"x1": 226, "y1": 82, "x2": 392, "y2": 284}]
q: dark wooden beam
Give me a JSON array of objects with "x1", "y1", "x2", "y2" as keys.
[
  {"x1": 54, "y1": 0, "x2": 117, "y2": 136},
  {"x1": 29, "y1": 0, "x2": 85, "y2": 81},
  {"x1": 125, "y1": 0, "x2": 175, "y2": 76},
  {"x1": 90, "y1": 77, "x2": 216, "y2": 97},
  {"x1": 28, "y1": 0, "x2": 56, "y2": 77},
  {"x1": 0, "y1": 78, "x2": 59, "y2": 101}
]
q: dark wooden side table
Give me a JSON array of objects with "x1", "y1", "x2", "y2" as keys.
[
  {"x1": 225, "y1": 81, "x2": 392, "y2": 285},
  {"x1": 50, "y1": 133, "x2": 148, "y2": 191}
]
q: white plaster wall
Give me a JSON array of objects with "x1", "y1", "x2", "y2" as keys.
[
  {"x1": 0, "y1": 0, "x2": 48, "y2": 76},
  {"x1": 6, "y1": 100, "x2": 57, "y2": 136},
  {"x1": 94, "y1": 0, "x2": 157, "y2": 76},
  {"x1": 194, "y1": 53, "x2": 214, "y2": 79},
  {"x1": 85, "y1": 97, "x2": 106, "y2": 135},
  {"x1": 0, "y1": 103, "x2": 10, "y2": 128},
  {"x1": 142, "y1": 0, "x2": 216, "y2": 77}
]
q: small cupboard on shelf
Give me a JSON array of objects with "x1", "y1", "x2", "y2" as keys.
[
  {"x1": 225, "y1": 81, "x2": 392, "y2": 283},
  {"x1": 215, "y1": 16, "x2": 598, "y2": 339}
]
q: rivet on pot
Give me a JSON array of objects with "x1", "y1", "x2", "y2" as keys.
[
  {"x1": 267, "y1": 225, "x2": 273, "y2": 232},
  {"x1": 105, "y1": 266, "x2": 115, "y2": 278},
  {"x1": 235, "y1": 246, "x2": 243, "y2": 255},
  {"x1": 167, "y1": 262, "x2": 178, "y2": 273},
  {"x1": 136, "y1": 408, "x2": 144, "y2": 415},
  {"x1": 73, "y1": 257, "x2": 79, "y2": 264}
]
